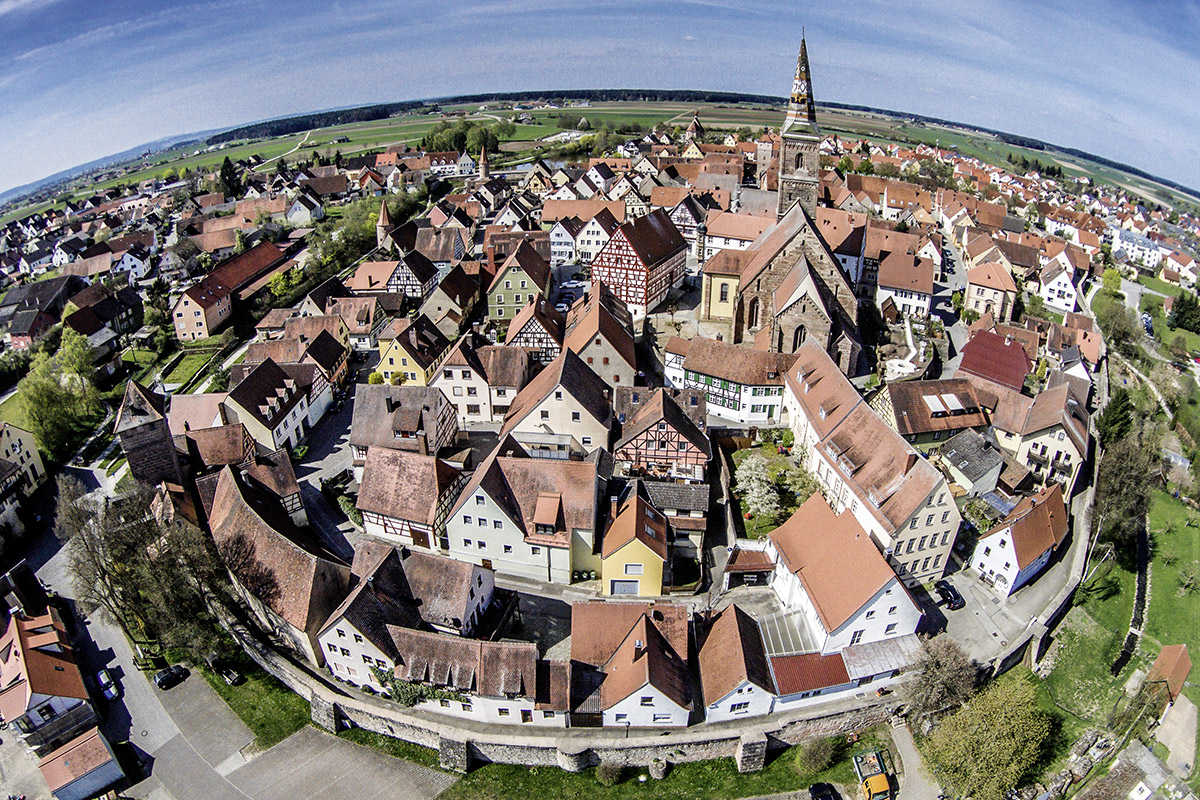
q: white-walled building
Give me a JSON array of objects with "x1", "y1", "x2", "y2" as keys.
[
  {"x1": 664, "y1": 336, "x2": 793, "y2": 426},
  {"x1": 766, "y1": 494, "x2": 922, "y2": 655},
  {"x1": 698, "y1": 605, "x2": 776, "y2": 722},
  {"x1": 971, "y1": 484, "x2": 1068, "y2": 597}
]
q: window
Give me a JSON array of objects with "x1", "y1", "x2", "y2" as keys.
[
  {"x1": 327, "y1": 643, "x2": 337, "y2": 653},
  {"x1": 462, "y1": 703, "x2": 472, "y2": 711},
  {"x1": 941, "y1": 511, "x2": 950, "y2": 523},
  {"x1": 555, "y1": 391, "x2": 563, "y2": 401},
  {"x1": 444, "y1": 369, "x2": 453, "y2": 379},
  {"x1": 885, "y1": 623, "x2": 897, "y2": 635},
  {"x1": 582, "y1": 436, "x2": 592, "y2": 446},
  {"x1": 463, "y1": 539, "x2": 472, "y2": 547},
  {"x1": 540, "y1": 410, "x2": 550, "y2": 420},
  {"x1": 493, "y1": 520, "x2": 502, "y2": 529},
  {"x1": 478, "y1": 518, "x2": 486, "y2": 528},
  {"x1": 362, "y1": 654, "x2": 373, "y2": 664},
  {"x1": 571, "y1": 411, "x2": 581, "y2": 421},
  {"x1": 926, "y1": 514, "x2": 934, "y2": 526},
  {"x1": 531, "y1": 546, "x2": 541, "y2": 555},
  {"x1": 730, "y1": 701, "x2": 750, "y2": 713},
  {"x1": 921, "y1": 557, "x2": 931, "y2": 571},
  {"x1": 452, "y1": 387, "x2": 463, "y2": 397},
  {"x1": 865, "y1": 610, "x2": 876, "y2": 619},
  {"x1": 918, "y1": 536, "x2": 927, "y2": 550},
  {"x1": 476, "y1": 495, "x2": 485, "y2": 506},
  {"x1": 498, "y1": 708, "x2": 509, "y2": 716},
  {"x1": 504, "y1": 280, "x2": 511, "y2": 289},
  {"x1": 467, "y1": 404, "x2": 480, "y2": 415},
  {"x1": 888, "y1": 606, "x2": 897, "y2": 615},
  {"x1": 615, "y1": 713, "x2": 627, "y2": 722},
  {"x1": 463, "y1": 515, "x2": 472, "y2": 525},
  {"x1": 850, "y1": 631, "x2": 864, "y2": 645},
  {"x1": 905, "y1": 539, "x2": 915, "y2": 554},
  {"x1": 984, "y1": 546, "x2": 991, "y2": 556},
  {"x1": 504, "y1": 545, "x2": 513, "y2": 553},
  {"x1": 337, "y1": 629, "x2": 346, "y2": 638},
  {"x1": 640, "y1": 696, "x2": 653, "y2": 706},
  {"x1": 625, "y1": 563, "x2": 644, "y2": 575},
  {"x1": 653, "y1": 714, "x2": 672, "y2": 723},
  {"x1": 340, "y1": 647, "x2": 350, "y2": 657},
  {"x1": 353, "y1": 634, "x2": 363, "y2": 644},
  {"x1": 1000, "y1": 539, "x2": 1007, "y2": 548},
  {"x1": 478, "y1": 540, "x2": 487, "y2": 550},
  {"x1": 496, "y1": 294, "x2": 504, "y2": 303},
  {"x1": 909, "y1": 518, "x2": 917, "y2": 530}
]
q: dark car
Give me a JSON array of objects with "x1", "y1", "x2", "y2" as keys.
[
  {"x1": 935, "y1": 580, "x2": 965, "y2": 610},
  {"x1": 810, "y1": 783, "x2": 839, "y2": 800},
  {"x1": 153, "y1": 664, "x2": 189, "y2": 690}
]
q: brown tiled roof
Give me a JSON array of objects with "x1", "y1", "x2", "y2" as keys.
[
  {"x1": 0, "y1": 608, "x2": 88, "y2": 723},
  {"x1": 500, "y1": 349, "x2": 612, "y2": 438},
  {"x1": 541, "y1": 199, "x2": 626, "y2": 225},
  {"x1": 1021, "y1": 382, "x2": 1089, "y2": 454},
  {"x1": 614, "y1": 389, "x2": 710, "y2": 458},
  {"x1": 284, "y1": 314, "x2": 347, "y2": 345},
  {"x1": 488, "y1": 240, "x2": 551, "y2": 295},
  {"x1": 699, "y1": 605, "x2": 774, "y2": 704},
  {"x1": 1148, "y1": 644, "x2": 1191, "y2": 701},
  {"x1": 682, "y1": 336, "x2": 794, "y2": 386},
  {"x1": 769, "y1": 652, "x2": 850, "y2": 695},
  {"x1": 327, "y1": 297, "x2": 383, "y2": 336},
  {"x1": 601, "y1": 483, "x2": 669, "y2": 561},
  {"x1": 503, "y1": 296, "x2": 564, "y2": 347},
  {"x1": 226, "y1": 358, "x2": 304, "y2": 431},
  {"x1": 206, "y1": 466, "x2": 349, "y2": 635},
  {"x1": 957, "y1": 331, "x2": 1032, "y2": 393},
  {"x1": 166, "y1": 392, "x2": 228, "y2": 436},
  {"x1": 38, "y1": 727, "x2": 116, "y2": 792},
  {"x1": 442, "y1": 334, "x2": 530, "y2": 388},
  {"x1": 349, "y1": 385, "x2": 452, "y2": 450},
  {"x1": 704, "y1": 210, "x2": 774, "y2": 242},
  {"x1": 115, "y1": 380, "x2": 166, "y2": 435},
  {"x1": 562, "y1": 283, "x2": 636, "y2": 371},
  {"x1": 981, "y1": 483, "x2": 1068, "y2": 568},
  {"x1": 614, "y1": 385, "x2": 705, "y2": 428},
  {"x1": 600, "y1": 615, "x2": 690, "y2": 712},
  {"x1": 701, "y1": 248, "x2": 752, "y2": 276},
  {"x1": 256, "y1": 307, "x2": 300, "y2": 332},
  {"x1": 356, "y1": 448, "x2": 461, "y2": 526},
  {"x1": 611, "y1": 208, "x2": 686, "y2": 268},
  {"x1": 182, "y1": 242, "x2": 288, "y2": 309},
  {"x1": 387, "y1": 627, "x2": 545, "y2": 702},
  {"x1": 769, "y1": 493, "x2": 898, "y2": 633},
  {"x1": 885, "y1": 379, "x2": 989, "y2": 437},
  {"x1": 569, "y1": 600, "x2": 688, "y2": 669},
  {"x1": 174, "y1": 424, "x2": 255, "y2": 469},
  {"x1": 878, "y1": 253, "x2": 935, "y2": 295},
  {"x1": 380, "y1": 315, "x2": 452, "y2": 371},
  {"x1": 246, "y1": 338, "x2": 305, "y2": 366}
]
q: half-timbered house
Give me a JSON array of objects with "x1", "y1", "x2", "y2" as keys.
[
  {"x1": 504, "y1": 295, "x2": 565, "y2": 365},
  {"x1": 356, "y1": 447, "x2": 468, "y2": 552},
  {"x1": 346, "y1": 252, "x2": 439, "y2": 299},
  {"x1": 613, "y1": 389, "x2": 712, "y2": 482},
  {"x1": 591, "y1": 208, "x2": 687, "y2": 317},
  {"x1": 664, "y1": 336, "x2": 794, "y2": 425}
]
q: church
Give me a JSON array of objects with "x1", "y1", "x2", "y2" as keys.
[{"x1": 702, "y1": 37, "x2": 862, "y2": 376}]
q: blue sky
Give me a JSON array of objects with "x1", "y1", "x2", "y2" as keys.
[{"x1": 1, "y1": 0, "x2": 1198, "y2": 197}]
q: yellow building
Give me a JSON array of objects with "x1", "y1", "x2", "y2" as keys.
[
  {"x1": 699, "y1": 249, "x2": 749, "y2": 320},
  {"x1": 375, "y1": 315, "x2": 452, "y2": 387},
  {"x1": 600, "y1": 486, "x2": 669, "y2": 597}
]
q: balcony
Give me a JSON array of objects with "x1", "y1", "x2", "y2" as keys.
[
  {"x1": 1050, "y1": 458, "x2": 1073, "y2": 475},
  {"x1": 1026, "y1": 449, "x2": 1048, "y2": 466}
]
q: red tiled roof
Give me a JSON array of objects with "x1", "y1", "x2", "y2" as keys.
[{"x1": 769, "y1": 652, "x2": 850, "y2": 695}]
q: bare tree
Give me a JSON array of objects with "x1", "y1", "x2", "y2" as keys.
[{"x1": 906, "y1": 635, "x2": 979, "y2": 718}]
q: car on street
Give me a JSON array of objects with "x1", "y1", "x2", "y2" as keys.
[
  {"x1": 153, "y1": 664, "x2": 189, "y2": 690},
  {"x1": 934, "y1": 579, "x2": 965, "y2": 610},
  {"x1": 95, "y1": 669, "x2": 120, "y2": 700},
  {"x1": 810, "y1": 783, "x2": 840, "y2": 800},
  {"x1": 554, "y1": 303, "x2": 569, "y2": 313}
]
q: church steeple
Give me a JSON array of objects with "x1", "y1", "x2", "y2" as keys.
[{"x1": 781, "y1": 35, "x2": 819, "y2": 137}]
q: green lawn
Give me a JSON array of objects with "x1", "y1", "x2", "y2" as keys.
[
  {"x1": 1138, "y1": 275, "x2": 1182, "y2": 298},
  {"x1": 424, "y1": 730, "x2": 882, "y2": 800},
  {"x1": 192, "y1": 655, "x2": 311, "y2": 750},
  {"x1": 729, "y1": 443, "x2": 807, "y2": 539},
  {"x1": 1144, "y1": 491, "x2": 1200, "y2": 656},
  {"x1": 164, "y1": 352, "x2": 212, "y2": 385},
  {"x1": 0, "y1": 391, "x2": 28, "y2": 428}
]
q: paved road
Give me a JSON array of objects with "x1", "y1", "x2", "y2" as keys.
[{"x1": 891, "y1": 724, "x2": 940, "y2": 800}]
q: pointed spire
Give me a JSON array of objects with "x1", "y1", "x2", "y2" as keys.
[
  {"x1": 782, "y1": 35, "x2": 819, "y2": 137},
  {"x1": 376, "y1": 199, "x2": 391, "y2": 229}
]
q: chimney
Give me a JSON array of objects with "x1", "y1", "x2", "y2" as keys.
[
  {"x1": 610, "y1": 495, "x2": 620, "y2": 520},
  {"x1": 486, "y1": 244, "x2": 496, "y2": 272},
  {"x1": 905, "y1": 452, "x2": 918, "y2": 473}
]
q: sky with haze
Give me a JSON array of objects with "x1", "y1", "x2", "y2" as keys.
[{"x1": 1, "y1": 0, "x2": 1198, "y2": 197}]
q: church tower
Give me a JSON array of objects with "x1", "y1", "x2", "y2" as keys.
[
  {"x1": 777, "y1": 36, "x2": 822, "y2": 219},
  {"x1": 115, "y1": 380, "x2": 184, "y2": 486},
  {"x1": 375, "y1": 199, "x2": 392, "y2": 249}
]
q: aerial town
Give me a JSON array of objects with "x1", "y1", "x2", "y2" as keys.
[{"x1": 0, "y1": 24, "x2": 1199, "y2": 800}]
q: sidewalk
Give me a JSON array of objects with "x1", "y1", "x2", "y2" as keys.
[{"x1": 890, "y1": 725, "x2": 940, "y2": 800}]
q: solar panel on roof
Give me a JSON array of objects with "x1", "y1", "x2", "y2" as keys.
[
  {"x1": 941, "y1": 394, "x2": 965, "y2": 412},
  {"x1": 921, "y1": 395, "x2": 945, "y2": 414}
]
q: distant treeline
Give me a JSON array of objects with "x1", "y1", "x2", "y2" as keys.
[{"x1": 190, "y1": 88, "x2": 1194, "y2": 205}]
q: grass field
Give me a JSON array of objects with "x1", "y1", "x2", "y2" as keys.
[
  {"x1": 0, "y1": 391, "x2": 28, "y2": 428},
  {"x1": 729, "y1": 443, "x2": 806, "y2": 539},
  {"x1": 163, "y1": 352, "x2": 212, "y2": 385},
  {"x1": 342, "y1": 726, "x2": 887, "y2": 800}
]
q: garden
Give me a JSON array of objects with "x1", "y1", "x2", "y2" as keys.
[{"x1": 729, "y1": 430, "x2": 821, "y2": 539}]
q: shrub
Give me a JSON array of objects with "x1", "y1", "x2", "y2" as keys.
[
  {"x1": 596, "y1": 762, "x2": 625, "y2": 786},
  {"x1": 337, "y1": 494, "x2": 363, "y2": 527},
  {"x1": 800, "y1": 737, "x2": 837, "y2": 772},
  {"x1": 368, "y1": 371, "x2": 384, "y2": 385}
]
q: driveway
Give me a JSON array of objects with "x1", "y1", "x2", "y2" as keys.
[
  {"x1": 1156, "y1": 695, "x2": 1197, "y2": 778},
  {"x1": 890, "y1": 724, "x2": 940, "y2": 800}
]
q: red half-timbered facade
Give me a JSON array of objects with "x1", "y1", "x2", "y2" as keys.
[
  {"x1": 613, "y1": 389, "x2": 712, "y2": 482},
  {"x1": 591, "y1": 208, "x2": 687, "y2": 316}
]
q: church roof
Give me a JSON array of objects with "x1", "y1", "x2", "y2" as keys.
[{"x1": 781, "y1": 37, "x2": 819, "y2": 137}]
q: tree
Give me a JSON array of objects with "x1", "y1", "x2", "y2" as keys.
[
  {"x1": 1171, "y1": 291, "x2": 1200, "y2": 335},
  {"x1": 858, "y1": 159, "x2": 875, "y2": 175},
  {"x1": 234, "y1": 228, "x2": 248, "y2": 254},
  {"x1": 1095, "y1": 300, "x2": 1139, "y2": 358},
  {"x1": 924, "y1": 675, "x2": 1051, "y2": 800},
  {"x1": 1096, "y1": 387, "x2": 1133, "y2": 446},
  {"x1": 57, "y1": 328, "x2": 98, "y2": 415},
  {"x1": 1095, "y1": 418, "x2": 1162, "y2": 558},
  {"x1": 19, "y1": 351, "x2": 80, "y2": 459},
  {"x1": 1104, "y1": 268, "x2": 1123, "y2": 297},
  {"x1": 836, "y1": 155, "x2": 853, "y2": 174},
  {"x1": 907, "y1": 636, "x2": 977, "y2": 717},
  {"x1": 951, "y1": 290, "x2": 964, "y2": 314},
  {"x1": 368, "y1": 371, "x2": 384, "y2": 385},
  {"x1": 735, "y1": 453, "x2": 780, "y2": 519},
  {"x1": 218, "y1": 156, "x2": 241, "y2": 198},
  {"x1": 56, "y1": 480, "x2": 226, "y2": 652}
]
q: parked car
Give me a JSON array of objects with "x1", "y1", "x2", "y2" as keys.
[
  {"x1": 153, "y1": 664, "x2": 189, "y2": 690},
  {"x1": 810, "y1": 783, "x2": 840, "y2": 800},
  {"x1": 934, "y1": 579, "x2": 965, "y2": 610},
  {"x1": 554, "y1": 302, "x2": 569, "y2": 313},
  {"x1": 95, "y1": 669, "x2": 119, "y2": 701}
]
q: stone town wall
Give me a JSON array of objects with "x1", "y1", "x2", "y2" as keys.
[{"x1": 223, "y1": 614, "x2": 891, "y2": 773}]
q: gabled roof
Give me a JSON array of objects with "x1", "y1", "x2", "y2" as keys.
[
  {"x1": 562, "y1": 282, "x2": 636, "y2": 371},
  {"x1": 980, "y1": 483, "x2": 1068, "y2": 568},
  {"x1": 380, "y1": 314, "x2": 452, "y2": 371},
  {"x1": 489, "y1": 240, "x2": 550, "y2": 294},
  {"x1": 601, "y1": 482, "x2": 668, "y2": 561},
  {"x1": 957, "y1": 331, "x2": 1032, "y2": 392},
  {"x1": 699, "y1": 604, "x2": 774, "y2": 704},
  {"x1": 349, "y1": 385, "x2": 452, "y2": 450},
  {"x1": 769, "y1": 493, "x2": 899, "y2": 633},
  {"x1": 885, "y1": 378, "x2": 989, "y2": 437},
  {"x1": 387, "y1": 627, "x2": 547, "y2": 702},
  {"x1": 608, "y1": 208, "x2": 686, "y2": 268},
  {"x1": 500, "y1": 349, "x2": 611, "y2": 437},
  {"x1": 226, "y1": 358, "x2": 304, "y2": 431},
  {"x1": 1148, "y1": 645, "x2": 1191, "y2": 702},
  {"x1": 614, "y1": 388, "x2": 711, "y2": 458},
  {"x1": 504, "y1": 295, "x2": 564, "y2": 347},
  {"x1": 601, "y1": 615, "x2": 691, "y2": 711},
  {"x1": 115, "y1": 380, "x2": 165, "y2": 434},
  {"x1": 681, "y1": 336, "x2": 794, "y2": 387},
  {"x1": 0, "y1": 608, "x2": 88, "y2": 723},
  {"x1": 356, "y1": 448, "x2": 462, "y2": 526}
]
